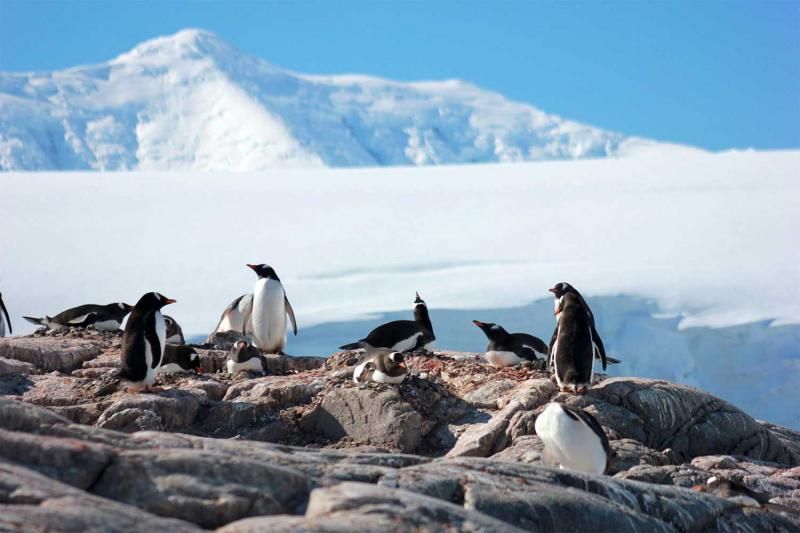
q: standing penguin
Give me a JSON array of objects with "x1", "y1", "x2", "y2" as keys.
[
  {"x1": 0, "y1": 292, "x2": 11, "y2": 337},
  {"x1": 24, "y1": 302, "x2": 132, "y2": 331},
  {"x1": 548, "y1": 282, "x2": 620, "y2": 369},
  {"x1": 340, "y1": 292, "x2": 435, "y2": 353},
  {"x1": 473, "y1": 320, "x2": 548, "y2": 368},
  {"x1": 247, "y1": 264, "x2": 297, "y2": 354},
  {"x1": 120, "y1": 292, "x2": 175, "y2": 390},
  {"x1": 534, "y1": 402, "x2": 611, "y2": 475},
  {"x1": 163, "y1": 315, "x2": 185, "y2": 344},
  {"x1": 551, "y1": 293, "x2": 595, "y2": 393},
  {"x1": 352, "y1": 348, "x2": 409, "y2": 384}
]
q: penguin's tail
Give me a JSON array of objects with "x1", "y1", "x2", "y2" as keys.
[
  {"x1": 339, "y1": 341, "x2": 364, "y2": 351},
  {"x1": 23, "y1": 316, "x2": 47, "y2": 326}
]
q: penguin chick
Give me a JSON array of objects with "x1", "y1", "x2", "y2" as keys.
[
  {"x1": 473, "y1": 320, "x2": 547, "y2": 368},
  {"x1": 340, "y1": 292, "x2": 435, "y2": 353},
  {"x1": 534, "y1": 402, "x2": 611, "y2": 475},
  {"x1": 227, "y1": 340, "x2": 268, "y2": 375},
  {"x1": 692, "y1": 477, "x2": 799, "y2": 514},
  {"x1": 353, "y1": 348, "x2": 409, "y2": 384},
  {"x1": 159, "y1": 344, "x2": 201, "y2": 374},
  {"x1": 24, "y1": 302, "x2": 132, "y2": 331},
  {"x1": 552, "y1": 293, "x2": 595, "y2": 394},
  {"x1": 120, "y1": 292, "x2": 175, "y2": 391},
  {"x1": 163, "y1": 315, "x2": 185, "y2": 344}
]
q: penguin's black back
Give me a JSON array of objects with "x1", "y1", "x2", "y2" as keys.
[
  {"x1": 508, "y1": 333, "x2": 548, "y2": 360},
  {"x1": 554, "y1": 302, "x2": 594, "y2": 385},
  {"x1": 163, "y1": 344, "x2": 199, "y2": 370},
  {"x1": 362, "y1": 320, "x2": 434, "y2": 351},
  {"x1": 51, "y1": 303, "x2": 130, "y2": 325},
  {"x1": 561, "y1": 404, "x2": 612, "y2": 460},
  {"x1": 121, "y1": 308, "x2": 162, "y2": 382}
]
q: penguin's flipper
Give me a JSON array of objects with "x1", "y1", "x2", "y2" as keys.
[
  {"x1": 340, "y1": 341, "x2": 364, "y2": 351},
  {"x1": 66, "y1": 312, "x2": 97, "y2": 328},
  {"x1": 606, "y1": 356, "x2": 622, "y2": 365},
  {"x1": 547, "y1": 325, "x2": 558, "y2": 369},
  {"x1": 0, "y1": 295, "x2": 11, "y2": 334},
  {"x1": 23, "y1": 316, "x2": 46, "y2": 326},
  {"x1": 285, "y1": 295, "x2": 297, "y2": 336},
  {"x1": 144, "y1": 313, "x2": 163, "y2": 369},
  {"x1": 241, "y1": 297, "x2": 254, "y2": 336},
  {"x1": 591, "y1": 325, "x2": 608, "y2": 370}
]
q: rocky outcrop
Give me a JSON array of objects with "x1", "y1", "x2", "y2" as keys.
[{"x1": 0, "y1": 332, "x2": 799, "y2": 531}]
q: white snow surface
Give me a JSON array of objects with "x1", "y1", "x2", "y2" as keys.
[
  {"x1": 0, "y1": 28, "x2": 699, "y2": 171},
  {"x1": 2, "y1": 149, "x2": 799, "y2": 427}
]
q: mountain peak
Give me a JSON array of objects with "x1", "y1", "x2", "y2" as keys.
[{"x1": 114, "y1": 28, "x2": 240, "y2": 64}]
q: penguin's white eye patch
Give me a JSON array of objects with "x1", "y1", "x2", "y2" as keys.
[{"x1": 491, "y1": 325, "x2": 499, "y2": 330}]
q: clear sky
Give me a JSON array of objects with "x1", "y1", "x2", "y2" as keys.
[{"x1": 1, "y1": 0, "x2": 797, "y2": 151}]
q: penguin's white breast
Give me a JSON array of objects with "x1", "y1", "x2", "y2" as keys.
[
  {"x1": 154, "y1": 312, "x2": 166, "y2": 366},
  {"x1": 253, "y1": 280, "x2": 287, "y2": 339},
  {"x1": 94, "y1": 319, "x2": 120, "y2": 331},
  {"x1": 371, "y1": 369, "x2": 407, "y2": 384},
  {"x1": 485, "y1": 350, "x2": 524, "y2": 368},
  {"x1": 535, "y1": 404, "x2": 606, "y2": 475}
]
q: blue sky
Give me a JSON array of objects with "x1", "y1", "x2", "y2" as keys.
[{"x1": 1, "y1": 0, "x2": 797, "y2": 151}]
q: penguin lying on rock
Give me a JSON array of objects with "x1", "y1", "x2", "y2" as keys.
[
  {"x1": 340, "y1": 293, "x2": 435, "y2": 353},
  {"x1": 535, "y1": 402, "x2": 611, "y2": 475},
  {"x1": 159, "y1": 344, "x2": 201, "y2": 374},
  {"x1": 473, "y1": 320, "x2": 548, "y2": 368},
  {"x1": 24, "y1": 302, "x2": 132, "y2": 331},
  {"x1": 227, "y1": 340, "x2": 268, "y2": 375},
  {"x1": 164, "y1": 315, "x2": 185, "y2": 344},
  {"x1": 353, "y1": 348, "x2": 409, "y2": 384}
]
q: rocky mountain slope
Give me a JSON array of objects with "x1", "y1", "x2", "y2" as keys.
[
  {"x1": 0, "y1": 29, "x2": 695, "y2": 171},
  {"x1": 1, "y1": 329, "x2": 798, "y2": 531}
]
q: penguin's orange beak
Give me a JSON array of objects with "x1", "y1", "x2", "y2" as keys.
[
  {"x1": 472, "y1": 320, "x2": 484, "y2": 328},
  {"x1": 246, "y1": 264, "x2": 257, "y2": 270},
  {"x1": 165, "y1": 298, "x2": 176, "y2": 305},
  {"x1": 548, "y1": 288, "x2": 558, "y2": 294}
]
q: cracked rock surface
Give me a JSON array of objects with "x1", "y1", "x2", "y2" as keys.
[{"x1": 0, "y1": 332, "x2": 798, "y2": 531}]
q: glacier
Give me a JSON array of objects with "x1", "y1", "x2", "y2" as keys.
[{"x1": 0, "y1": 29, "x2": 698, "y2": 171}]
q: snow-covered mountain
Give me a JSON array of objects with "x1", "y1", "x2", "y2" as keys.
[{"x1": 0, "y1": 29, "x2": 696, "y2": 171}]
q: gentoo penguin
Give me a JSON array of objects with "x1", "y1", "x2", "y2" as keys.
[
  {"x1": 0, "y1": 292, "x2": 11, "y2": 337},
  {"x1": 534, "y1": 402, "x2": 611, "y2": 475},
  {"x1": 24, "y1": 302, "x2": 132, "y2": 331},
  {"x1": 353, "y1": 348, "x2": 409, "y2": 384},
  {"x1": 692, "y1": 477, "x2": 798, "y2": 514},
  {"x1": 163, "y1": 315, "x2": 185, "y2": 344},
  {"x1": 247, "y1": 264, "x2": 297, "y2": 354},
  {"x1": 119, "y1": 292, "x2": 175, "y2": 390},
  {"x1": 208, "y1": 293, "x2": 254, "y2": 339},
  {"x1": 472, "y1": 320, "x2": 548, "y2": 368},
  {"x1": 548, "y1": 282, "x2": 621, "y2": 369},
  {"x1": 551, "y1": 293, "x2": 594, "y2": 393},
  {"x1": 227, "y1": 339, "x2": 268, "y2": 374},
  {"x1": 159, "y1": 344, "x2": 201, "y2": 374},
  {"x1": 340, "y1": 292, "x2": 435, "y2": 353}
]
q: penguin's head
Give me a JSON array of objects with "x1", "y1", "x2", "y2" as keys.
[
  {"x1": 118, "y1": 302, "x2": 133, "y2": 312},
  {"x1": 186, "y1": 348, "x2": 202, "y2": 371},
  {"x1": 558, "y1": 292, "x2": 582, "y2": 314},
  {"x1": 414, "y1": 292, "x2": 425, "y2": 305},
  {"x1": 388, "y1": 351, "x2": 405, "y2": 367},
  {"x1": 247, "y1": 264, "x2": 279, "y2": 280},
  {"x1": 135, "y1": 292, "x2": 176, "y2": 310},
  {"x1": 472, "y1": 320, "x2": 505, "y2": 339},
  {"x1": 548, "y1": 282, "x2": 575, "y2": 298}
]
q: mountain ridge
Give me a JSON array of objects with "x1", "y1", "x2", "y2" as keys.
[{"x1": 0, "y1": 28, "x2": 698, "y2": 171}]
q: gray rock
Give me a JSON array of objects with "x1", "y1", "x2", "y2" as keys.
[
  {"x1": 0, "y1": 460, "x2": 201, "y2": 532},
  {"x1": 446, "y1": 400, "x2": 525, "y2": 458},
  {"x1": 96, "y1": 389, "x2": 202, "y2": 432},
  {"x1": 302, "y1": 481, "x2": 524, "y2": 532},
  {"x1": 463, "y1": 379, "x2": 517, "y2": 408},
  {"x1": 90, "y1": 448, "x2": 313, "y2": 529},
  {"x1": 301, "y1": 386, "x2": 427, "y2": 452},
  {"x1": 0, "y1": 337, "x2": 103, "y2": 372},
  {"x1": 0, "y1": 356, "x2": 35, "y2": 376}
]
